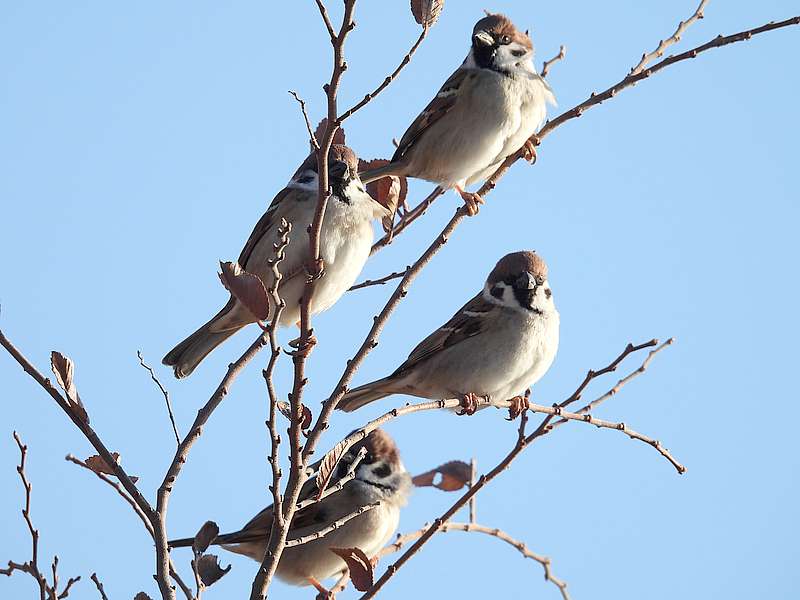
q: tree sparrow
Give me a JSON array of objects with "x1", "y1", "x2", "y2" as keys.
[
  {"x1": 359, "y1": 13, "x2": 556, "y2": 214},
  {"x1": 337, "y1": 251, "x2": 559, "y2": 413},
  {"x1": 163, "y1": 145, "x2": 389, "y2": 378},
  {"x1": 168, "y1": 429, "x2": 411, "y2": 587}
]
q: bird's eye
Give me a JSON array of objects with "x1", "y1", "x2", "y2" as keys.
[
  {"x1": 501, "y1": 35, "x2": 511, "y2": 44},
  {"x1": 363, "y1": 452, "x2": 375, "y2": 464}
]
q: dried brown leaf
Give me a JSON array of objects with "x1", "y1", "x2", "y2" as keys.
[
  {"x1": 312, "y1": 118, "x2": 346, "y2": 150},
  {"x1": 412, "y1": 460, "x2": 471, "y2": 491},
  {"x1": 330, "y1": 547, "x2": 374, "y2": 591},
  {"x1": 84, "y1": 453, "x2": 139, "y2": 484},
  {"x1": 50, "y1": 351, "x2": 89, "y2": 423},
  {"x1": 218, "y1": 261, "x2": 270, "y2": 321},
  {"x1": 134, "y1": 593, "x2": 153, "y2": 600},
  {"x1": 315, "y1": 439, "x2": 348, "y2": 499},
  {"x1": 196, "y1": 554, "x2": 231, "y2": 586},
  {"x1": 276, "y1": 401, "x2": 312, "y2": 429},
  {"x1": 358, "y1": 158, "x2": 403, "y2": 232},
  {"x1": 193, "y1": 520, "x2": 219, "y2": 555},
  {"x1": 410, "y1": 0, "x2": 444, "y2": 27}
]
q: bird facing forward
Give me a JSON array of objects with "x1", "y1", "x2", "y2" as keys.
[
  {"x1": 359, "y1": 13, "x2": 556, "y2": 214},
  {"x1": 337, "y1": 251, "x2": 559, "y2": 413},
  {"x1": 163, "y1": 145, "x2": 388, "y2": 378},
  {"x1": 168, "y1": 429, "x2": 410, "y2": 588}
]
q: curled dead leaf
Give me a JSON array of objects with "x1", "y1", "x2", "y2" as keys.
[
  {"x1": 134, "y1": 593, "x2": 153, "y2": 600},
  {"x1": 358, "y1": 158, "x2": 405, "y2": 232},
  {"x1": 312, "y1": 118, "x2": 346, "y2": 150},
  {"x1": 84, "y1": 453, "x2": 139, "y2": 484},
  {"x1": 410, "y1": 0, "x2": 444, "y2": 27},
  {"x1": 50, "y1": 351, "x2": 89, "y2": 423},
  {"x1": 276, "y1": 401, "x2": 313, "y2": 430},
  {"x1": 412, "y1": 460, "x2": 471, "y2": 491},
  {"x1": 218, "y1": 261, "x2": 270, "y2": 321},
  {"x1": 193, "y1": 520, "x2": 219, "y2": 555},
  {"x1": 330, "y1": 546, "x2": 374, "y2": 591},
  {"x1": 315, "y1": 439, "x2": 349, "y2": 499},
  {"x1": 196, "y1": 554, "x2": 231, "y2": 586}
]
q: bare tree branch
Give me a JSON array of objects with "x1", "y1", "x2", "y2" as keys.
[
  {"x1": 541, "y1": 44, "x2": 567, "y2": 78},
  {"x1": 378, "y1": 522, "x2": 570, "y2": 600},
  {"x1": 288, "y1": 91, "x2": 319, "y2": 150},
  {"x1": 631, "y1": 0, "x2": 709, "y2": 74},
  {"x1": 137, "y1": 351, "x2": 180, "y2": 447},
  {"x1": 284, "y1": 501, "x2": 380, "y2": 548},
  {"x1": 349, "y1": 267, "x2": 409, "y2": 291},
  {"x1": 90, "y1": 573, "x2": 109, "y2": 600},
  {"x1": 338, "y1": 26, "x2": 429, "y2": 122},
  {"x1": 1, "y1": 433, "x2": 81, "y2": 600}
]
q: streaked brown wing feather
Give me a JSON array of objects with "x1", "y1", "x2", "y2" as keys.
[
  {"x1": 393, "y1": 292, "x2": 494, "y2": 374},
  {"x1": 237, "y1": 187, "x2": 293, "y2": 268},
  {"x1": 391, "y1": 68, "x2": 470, "y2": 163}
]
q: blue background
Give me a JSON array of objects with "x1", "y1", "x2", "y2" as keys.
[{"x1": 2, "y1": 1, "x2": 798, "y2": 598}]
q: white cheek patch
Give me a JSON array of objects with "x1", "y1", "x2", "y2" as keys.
[
  {"x1": 287, "y1": 169, "x2": 319, "y2": 192},
  {"x1": 495, "y1": 43, "x2": 532, "y2": 69},
  {"x1": 483, "y1": 281, "x2": 515, "y2": 307}
]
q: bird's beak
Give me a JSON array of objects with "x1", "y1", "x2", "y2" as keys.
[
  {"x1": 473, "y1": 30, "x2": 495, "y2": 47},
  {"x1": 520, "y1": 271, "x2": 537, "y2": 290},
  {"x1": 329, "y1": 160, "x2": 349, "y2": 180}
]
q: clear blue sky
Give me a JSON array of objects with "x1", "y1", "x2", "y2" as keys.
[{"x1": 2, "y1": 1, "x2": 798, "y2": 598}]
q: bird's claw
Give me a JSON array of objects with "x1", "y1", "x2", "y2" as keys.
[
  {"x1": 309, "y1": 577, "x2": 334, "y2": 599},
  {"x1": 456, "y1": 392, "x2": 481, "y2": 416},
  {"x1": 289, "y1": 334, "x2": 317, "y2": 357},
  {"x1": 506, "y1": 394, "x2": 530, "y2": 420},
  {"x1": 523, "y1": 138, "x2": 538, "y2": 164},
  {"x1": 455, "y1": 187, "x2": 484, "y2": 217}
]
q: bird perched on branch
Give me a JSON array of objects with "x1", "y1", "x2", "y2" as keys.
[
  {"x1": 163, "y1": 144, "x2": 388, "y2": 378},
  {"x1": 337, "y1": 251, "x2": 559, "y2": 414},
  {"x1": 168, "y1": 429, "x2": 410, "y2": 590},
  {"x1": 359, "y1": 13, "x2": 556, "y2": 215}
]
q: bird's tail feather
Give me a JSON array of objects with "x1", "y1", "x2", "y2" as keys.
[
  {"x1": 359, "y1": 162, "x2": 403, "y2": 185},
  {"x1": 337, "y1": 378, "x2": 395, "y2": 412},
  {"x1": 162, "y1": 300, "x2": 243, "y2": 379}
]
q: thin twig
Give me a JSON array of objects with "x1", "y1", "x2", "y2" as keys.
[
  {"x1": 294, "y1": 447, "x2": 367, "y2": 513},
  {"x1": 378, "y1": 522, "x2": 570, "y2": 600},
  {"x1": 631, "y1": 0, "x2": 709, "y2": 74},
  {"x1": 2, "y1": 433, "x2": 81, "y2": 600},
  {"x1": 64, "y1": 454, "x2": 193, "y2": 599},
  {"x1": 338, "y1": 26, "x2": 429, "y2": 122},
  {"x1": 263, "y1": 220, "x2": 292, "y2": 532},
  {"x1": 90, "y1": 573, "x2": 109, "y2": 600},
  {"x1": 468, "y1": 458, "x2": 477, "y2": 524},
  {"x1": 288, "y1": 91, "x2": 319, "y2": 150},
  {"x1": 541, "y1": 44, "x2": 566, "y2": 78},
  {"x1": 137, "y1": 350, "x2": 180, "y2": 446},
  {"x1": 284, "y1": 501, "x2": 380, "y2": 548},
  {"x1": 349, "y1": 268, "x2": 409, "y2": 291}
]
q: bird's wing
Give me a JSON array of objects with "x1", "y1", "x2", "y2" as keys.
[
  {"x1": 391, "y1": 67, "x2": 471, "y2": 163},
  {"x1": 236, "y1": 186, "x2": 309, "y2": 286},
  {"x1": 393, "y1": 292, "x2": 496, "y2": 374}
]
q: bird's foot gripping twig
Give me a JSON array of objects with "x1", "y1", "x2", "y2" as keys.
[
  {"x1": 506, "y1": 394, "x2": 530, "y2": 420},
  {"x1": 454, "y1": 185, "x2": 484, "y2": 217},
  {"x1": 456, "y1": 392, "x2": 482, "y2": 416},
  {"x1": 309, "y1": 576, "x2": 335, "y2": 599},
  {"x1": 289, "y1": 331, "x2": 317, "y2": 357},
  {"x1": 522, "y1": 137, "x2": 539, "y2": 164}
]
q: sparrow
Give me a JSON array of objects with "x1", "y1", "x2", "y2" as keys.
[
  {"x1": 168, "y1": 429, "x2": 411, "y2": 589},
  {"x1": 163, "y1": 144, "x2": 389, "y2": 378},
  {"x1": 337, "y1": 251, "x2": 559, "y2": 413},
  {"x1": 359, "y1": 13, "x2": 556, "y2": 214}
]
